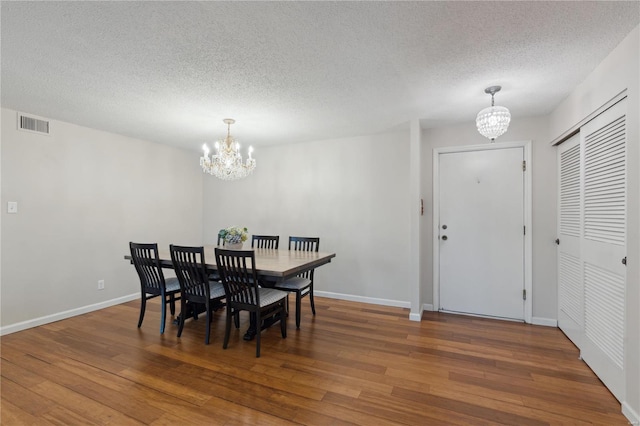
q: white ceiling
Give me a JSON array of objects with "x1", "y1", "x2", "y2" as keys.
[{"x1": 1, "y1": 1, "x2": 638, "y2": 151}]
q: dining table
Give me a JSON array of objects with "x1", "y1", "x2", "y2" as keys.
[
  {"x1": 124, "y1": 245, "x2": 336, "y2": 336},
  {"x1": 125, "y1": 245, "x2": 336, "y2": 282}
]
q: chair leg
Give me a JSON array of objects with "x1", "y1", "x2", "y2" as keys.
[
  {"x1": 138, "y1": 293, "x2": 147, "y2": 328},
  {"x1": 255, "y1": 311, "x2": 261, "y2": 358},
  {"x1": 280, "y1": 302, "x2": 287, "y2": 338},
  {"x1": 285, "y1": 294, "x2": 290, "y2": 317},
  {"x1": 223, "y1": 307, "x2": 232, "y2": 349},
  {"x1": 177, "y1": 299, "x2": 187, "y2": 338},
  {"x1": 234, "y1": 310, "x2": 240, "y2": 329},
  {"x1": 169, "y1": 294, "x2": 176, "y2": 316},
  {"x1": 309, "y1": 284, "x2": 316, "y2": 315},
  {"x1": 160, "y1": 295, "x2": 167, "y2": 334},
  {"x1": 204, "y1": 301, "x2": 211, "y2": 345},
  {"x1": 193, "y1": 305, "x2": 199, "y2": 321},
  {"x1": 295, "y1": 291, "x2": 302, "y2": 329}
]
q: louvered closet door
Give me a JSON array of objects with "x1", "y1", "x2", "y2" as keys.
[
  {"x1": 557, "y1": 133, "x2": 583, "y2": 349},
  {"x1": 557, "y1": 99, "x2": 627, "y2": 403},
  {"x1": 579, "y1": 100, "x2": 627, "y2": 402}
]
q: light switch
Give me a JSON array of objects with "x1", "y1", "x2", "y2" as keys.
[{"x1": 8, "y1": 201, "x2": 18, "y2": 214}]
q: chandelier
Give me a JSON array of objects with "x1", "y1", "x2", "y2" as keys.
[
  {"x1": 476, "y1": 86, "x2": 511, "y2": 142},
  {"x1": 200, "y1": 118, "x2": 256, "y2": 180}
]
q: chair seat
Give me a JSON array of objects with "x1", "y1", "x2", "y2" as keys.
[
  {"x1": 208, "y1": 281, "x2": 226, "y2": 299},
  {"x1": 258, "y1": 288, "x2": 288, "y2": 307},
  {"x1": 274, "y1": 276, "x2": 311, "y2": 291},
  {"x1": 165, "y1": 277, "x2": 181, "y2": 292}
]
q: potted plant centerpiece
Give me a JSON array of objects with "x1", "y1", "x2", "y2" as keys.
[{"x1": 218, "y1": 226, "x2": 248, "y2": 249}]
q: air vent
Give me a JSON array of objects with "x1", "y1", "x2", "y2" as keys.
[{"x1": 17, "y1": 113, "x2": 50, "y2": 135}]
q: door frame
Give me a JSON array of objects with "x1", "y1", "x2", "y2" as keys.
[{"x1": 433, "y1": 140, "x2": 532, "y2": 323}]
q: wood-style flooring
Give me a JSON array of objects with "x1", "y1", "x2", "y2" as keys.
[{"x1": 1, "y1": 297, "x2": 629, "y2": 425}]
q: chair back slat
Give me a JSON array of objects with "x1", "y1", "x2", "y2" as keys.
[
  {"x1": 251, "y1": 235, "x2": 279, "y2": 249},
  {"x1": 289, "y1": 236, "x2": 320, "y2": 280},
  {"x1": 215, "y1": 249, "x2": 260, "y2": 306},
  {"x1": 289, "y1": 236, "x2": 319, "y2": 253},
  {"x1": 170, "y1": 245, "x2": 210, "y2": 299},
  {"x1": 130, "y1": 242, "x2": 165, "y2": 292}
]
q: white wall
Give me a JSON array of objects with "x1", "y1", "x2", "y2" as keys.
[
  {"x1": 0, "y1": 108, "x2": 203, "y2": 332},
  {"x1": 548, "y1": 25, "x2": 640, "y2": 423},
  {"x1": 202, "y1": 130, "x2": 413, "y2": 306},
  {"x1": 420, "y1": 117, "x2": 556, "y2": 322}
]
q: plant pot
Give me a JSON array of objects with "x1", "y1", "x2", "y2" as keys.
[{"x1": 224, "y1": 242, "x2": 243, "y2": 249}]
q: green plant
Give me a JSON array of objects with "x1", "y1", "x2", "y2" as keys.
[{"x1": 218, "y1": 226, "x2": 248, "y2": 244}]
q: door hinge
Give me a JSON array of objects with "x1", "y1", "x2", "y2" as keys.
[
  {"x1": 522, "y1": 160, "x2": 526, "y2": 171},
  {"x1": 523, "y1": 289, "x2": 527, "y2": 300},
  {"x1": 524, "y1": 226, "x2": 526, "y2": 235}
]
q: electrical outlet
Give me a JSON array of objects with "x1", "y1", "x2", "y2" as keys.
[{"x1": 98, "y1": 280, "x2": 105, "y2": 290}]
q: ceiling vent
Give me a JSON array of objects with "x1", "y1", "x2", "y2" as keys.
[{"x1": 17, "y1": 112, "x2": 50, "y2": 135}]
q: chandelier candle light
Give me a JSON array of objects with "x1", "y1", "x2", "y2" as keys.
[
  {"x1": 476, "y1": 85, "x2": 511, "y2": 142},
  {"x1": 201, "y1": 118, "x2": 256, "y2": 180}
]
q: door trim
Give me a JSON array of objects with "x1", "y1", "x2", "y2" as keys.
[{"x1": 433, "y1": 140, "x2": 532, "y2": 323}]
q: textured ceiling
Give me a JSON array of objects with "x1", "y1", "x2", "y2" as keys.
[{"x1": 2, "y1": 1, "x2": 639, "y2": 150}]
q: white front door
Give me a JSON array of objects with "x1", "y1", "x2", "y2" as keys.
[{"x1": 438, "y1": 146, "x2": 525, "y2": 320}]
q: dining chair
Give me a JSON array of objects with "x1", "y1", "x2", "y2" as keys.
[
  {"x1": 170, "y1": 245, "x2": 226, "y2": 344},
  {"x1": 251, "y1": 235, "x2": 279, "y2": 249},
  {"x1": 215, "y1": 248, "x2": 288, "y2": 357},
  {"x1": 129, "y1": 242, "x2": 181, "y2": 334},
  {"x1": 273, "y1": 236, "x2": 319, "y2": 329}
]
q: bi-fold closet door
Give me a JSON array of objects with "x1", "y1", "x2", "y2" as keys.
[{"x1": 557, "y1": 98, "x2": 627, "y2": 402}]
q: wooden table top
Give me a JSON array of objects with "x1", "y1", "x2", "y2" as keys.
[{"x1": 125, "y1": 245, "x2": 336, "y2": 280}]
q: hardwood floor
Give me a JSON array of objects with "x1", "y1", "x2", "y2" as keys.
[{"x1": 1, "y1": 297, "x2": 628, "y2": 425}]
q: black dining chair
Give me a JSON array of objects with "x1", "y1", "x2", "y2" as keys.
[
  {"x1": 251, "y1": 235, "x2": 279, "y2": 249},
  {"x1": 129, "y1": 242, "x2": 181, "y2": 334},
  {"x1": 170, "y1": 245, "x2": 226, "y2": 344},
  {"x1": 215, "y1": 248, "x2": 288, "y2": 357},
  {"x1": 273, "y1": 237, "x2": 319, "y2": 328}
]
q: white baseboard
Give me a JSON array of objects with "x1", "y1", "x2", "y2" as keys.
[
  {"x1": 315, "y1": 291, "x2": 410, "y2": 309},
  {"x1": 0, "y1": 293, "x2": 140, "y2": 336},
  {"x1": 407, "y1": 303, "x2": 434, "y2": 322},
  {"x1": 531, "y1": 317, "x2": 558, "y2": 327},
  {"x1": 314, "y1": 291, "x2": 428, "y2": 321},
  {"x1": 623, "y1": 401, "x2": 640, "y2": 425}
]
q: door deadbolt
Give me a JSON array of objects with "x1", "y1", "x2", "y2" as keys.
[
  {"x1": 441, "y1": 235, "x2": 448, "y2": 241},
  {"x1": 442, "y1": 224, "x2": 447, "y2": 230}
]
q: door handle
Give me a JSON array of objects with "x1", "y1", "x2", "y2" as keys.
[{"x1": 441, "y1": 235, "x2": 448, "y2": 241}]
